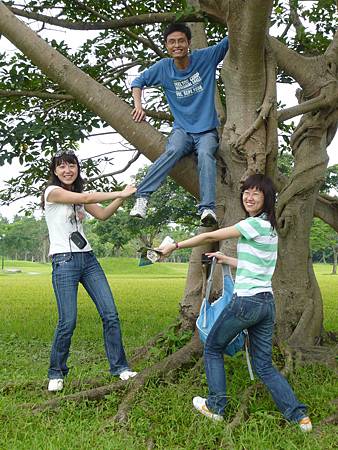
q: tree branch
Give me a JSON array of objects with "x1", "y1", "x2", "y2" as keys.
[
  {"x1": 7, "y1": 5, "x2": 206, "y2": 31},
  {"x1": 314, "y1": 194, "x2": 338, "y2": 232},
  {"x1": 88, "y1": 151, "x2": 141, "y2": 181},
  {"x1": 325, "y1": 28, "x2": 338, "y2": 66},
  {"x1": 0, "y1": 89, "x2": 173, "y2": 121},
  {"x1": 288, "y1": 0, "x2": 305, "y2": 35},
  {"x1": 0, "y1": 88, "x2": 74, "y2": 100},
  {"x1": 268, "y1": 36, "x2": 315, "y2": 89},
  {"x1": 144, "y1": 109, "x2": 173, "y2": 122},
  {"x1": 72, "y1": 0, "x2": 166, "y2": 58},
  {"x1": 277, "y1": 87, "x2": 337, "y2": 123}
]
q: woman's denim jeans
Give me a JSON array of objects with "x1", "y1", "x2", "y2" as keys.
[
  {"x1": 136, "y1": 128, "x2": 219, "y2": 213},
  {"x1": 48, "y1": 251, "x2": 129, "y2": 379},
  {"x1": 204, "y1": 292, "x2": 308, "y2": 422}
]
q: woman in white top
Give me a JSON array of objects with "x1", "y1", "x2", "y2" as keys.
[{"x1": 43, "y1": 149, "x2": 137, "y2": 392}]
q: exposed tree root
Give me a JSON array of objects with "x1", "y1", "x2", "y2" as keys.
[
  {"x1": 114, "y1": 333, "x2": 202, "y2": 422},
  {"x1": 1, "y1": 380, "x2": 46, "y2": 394},
  {"x1": 278, "y1": 342, "x2": 338, "y2": 374},
  {"x1": 128, "y1": 331, "x2": 167, "y2": 365},
  {"x1": 129, "y1": 321, "x2": 185, "y2": 365},
  {"x1": 315, "y1": 398, "x2": 338, "y2": 434},
  {"x1": 279, "y1": 345, "x2": 295, "y2": 377},
  {"x1": 64, "y1": 322, "x2": 187, "y2": 389},
  {"x1": 226, "y1": 384, "x2": 261, "y2": 430},
  {"x1": 27, "y1": 333, "x2": 202, "y2": 416},
  {"x1": 28, "y1": 380, "x2": 127, "y2": 413},
  {"x1": 290, "y1": 345, "x2": 337, "y2": 371}
]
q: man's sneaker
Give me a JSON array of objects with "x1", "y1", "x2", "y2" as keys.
[
  {"x1": 130, "y1": 197, "x2": 148, "y2": 219},
  {"x1": 200, "y1": 209, "x2": 217, "y2": 227},
  {"x1": 299, "y1": 416, "x2": 312, "y2": 432},
  {"x1": 119, "y1": 370, "x2": 138, "y2": 381},
  {"x1": 48, "y1": 378, "x2": 64, "y2": 392},
  {"x1": 193, "y1": 396, "x2": 223, "y2": 422}
]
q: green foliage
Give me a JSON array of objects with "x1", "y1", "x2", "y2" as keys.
[
  {"x1": 310, "y1": 218, "x2": 337, "y2": 265},
  {"x1": 0, "y1": 260, "x2": 337, "y2": 449},
  {"x1": 0, "y1": 214, "x2": 48, "y2": 261}
]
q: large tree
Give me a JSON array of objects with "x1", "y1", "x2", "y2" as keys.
[{"x1": 0, "y1": 0, "x2": 337, "y2": 417}]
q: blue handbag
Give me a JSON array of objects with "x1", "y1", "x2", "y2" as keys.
[{"x1": 196, "y1": 257, "x2": 254, "y2": 379}]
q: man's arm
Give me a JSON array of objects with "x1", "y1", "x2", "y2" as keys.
[
  {"x1": 131, "y1": 87, "x2": 146, "y2": 122},
  {"x1": 131, "y1": 60, "x2": 164, "y2": 123}
]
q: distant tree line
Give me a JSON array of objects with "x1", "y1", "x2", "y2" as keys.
[{"x1": 0, "y1": 166, "x2": 336, "y2": 270}]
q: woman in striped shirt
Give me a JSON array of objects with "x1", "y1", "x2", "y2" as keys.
[{"x1": 160, "y1": 174, "x2": 312, "y2": 432}]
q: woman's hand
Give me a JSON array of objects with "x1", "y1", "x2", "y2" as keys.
[
  {"x1": 205, "y1": 251, "x2": 227, "y2": 264},
  {"x1": 157, "y1": 243, "x2": 176, "y2": 258},
  {"x1": 205, "y1": 251, "x2": 238, "y2": 268},
  {"x1": 120, "y1": 185, "x2": 137, "y2": 198}
]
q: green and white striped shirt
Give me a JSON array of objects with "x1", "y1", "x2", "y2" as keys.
[{"x1": 234, "y1": 215, "x2": 278, "y2": 296}]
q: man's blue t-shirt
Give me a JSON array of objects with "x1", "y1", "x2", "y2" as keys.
[{"x1": 131, "y1": 37, "x2": 229, "y2": 133}]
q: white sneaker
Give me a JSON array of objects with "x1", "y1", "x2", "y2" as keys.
[
  {"x1": 200, "y1": 209, "x2": 217, "y2": 227},
  {"x1": 130, "y1": 197, "x2": 148, "y2": 219},
  {"x1": 119, "y1": 370, "x2": 138, "y2": 381},
  {"x1": 193, "y1": 396, "x2": 223, "y2": 421},
  {"x1": 48, "y1": 378, "x2": 64, "y2": 392},
  {"x1": 299, "y1": 416, "x2": 312, "y2": 432}
]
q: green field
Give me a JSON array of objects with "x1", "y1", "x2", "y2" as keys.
[{"x1": 0, "y1": 259, "x2": 337, "y2": 449}]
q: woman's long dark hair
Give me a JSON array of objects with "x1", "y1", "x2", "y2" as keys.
[
  {"x1": 41, "y1": 151, "x2": 84, "y2": 209},
  {"x1": 240, "y1": 174, "x2": 277, "y2": 229}
]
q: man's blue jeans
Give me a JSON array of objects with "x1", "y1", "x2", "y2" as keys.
[
  {"x1": 136, "y1": 128, "x2": 219, "y2": 213},
  {"x1": 204, "y1": 292, "x2": 308, "y2": 422},
  {"x1": 48, "y1": 251, "x2": 129, "y2": 379}
]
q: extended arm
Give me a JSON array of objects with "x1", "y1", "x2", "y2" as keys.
[
  {"x1": 85, "y1": 198, "x2": 123, "y2": 220},
  {"x1": 47, "y1": 184, "x2": 136, "y2": 206},
  {"x1": 159, "y1": 226, "x2": 241, "y2": 257}
]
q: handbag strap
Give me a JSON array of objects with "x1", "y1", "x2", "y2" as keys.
[{"x1": 205, "y1": 257, "x2": 217, "y2": 304}]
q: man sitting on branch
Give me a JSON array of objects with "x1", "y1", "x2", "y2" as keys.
[{"x1": 130, "y1": 22, "x2": 228, "y2": 227}]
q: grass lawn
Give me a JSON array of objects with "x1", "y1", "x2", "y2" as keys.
[{"x1": 0, "y1": 259, "x2": 337, "y2": 449}]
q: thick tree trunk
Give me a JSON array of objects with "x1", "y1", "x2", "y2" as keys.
[{"x1": 274, "y1": 118, "x2": 330, "y2": 346}]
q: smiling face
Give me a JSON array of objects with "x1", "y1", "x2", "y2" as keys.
[
  {"x1": 242, "y1": 187, "x2": 265, "y2": 217},
  {"x1": 54, "y1": 159, "x2": 79, "y2": 189},
  {"x1": 165, "y1": 31, "x2": 190, "y2": 62}
]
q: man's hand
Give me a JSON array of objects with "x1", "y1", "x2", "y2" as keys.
[
  {"x1": 132, "y1": 106, "x2": 146, "y2": 122},
  {"x1": 131, "y1": 88, "x2": 146, "y2": 122},
  {"x1": 120, "y1": 185, "x2": 137, "y2": 198}
]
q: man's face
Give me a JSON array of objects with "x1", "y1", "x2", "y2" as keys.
[{"x1": 165, "y1": 31, "x2": 190, "y2": 59}]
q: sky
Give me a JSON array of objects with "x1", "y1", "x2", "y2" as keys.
[{"x1": 0, "y1": 8, "x2": 337, "y2": 221}]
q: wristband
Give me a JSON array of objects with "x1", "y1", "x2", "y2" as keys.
[{"x1": 175, "y1": 242, "x2": 180, "y2": 249}]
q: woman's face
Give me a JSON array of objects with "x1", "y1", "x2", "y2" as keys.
[
  {"x1": 242, "y1": 187, "x2": 264, "y2": 217},
  {"x1": 54, "y1": 160, "x2": 79, "y2": 189}
]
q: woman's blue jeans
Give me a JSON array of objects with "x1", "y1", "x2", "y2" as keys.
[
  {"x1": 136, "y1": 128, "x2": 219, "y2": 213},
  {"x1": 204, "y1": 292, "x2": 308, "y2": 422},
  {"x1": 48, "y1": 251, "x2": 129, "y2": 379}
]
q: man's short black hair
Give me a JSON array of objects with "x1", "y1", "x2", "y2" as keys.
[{"x1": 163, "y1": 23, "x2": 192, "y2": 43}]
